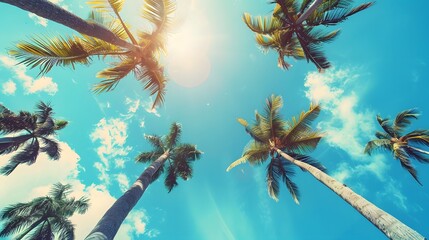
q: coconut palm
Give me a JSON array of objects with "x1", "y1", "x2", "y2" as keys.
[
  {"x1": 0, "y1": 102, "x2": 68, "y2": 175},
  {"x1": 0, "y1": 183, "x2": 89, "y2": 240},
  {"x1": 227, "y1": 95, "x2": 425, "y2": 240},
  {"x1": 3, "y1": 0, "x2": 176, "y2": 108},
  {"x1": 243, "y1": 0, "x2": 373, "y2": 71},
  {"x1": 365, "y1": 109, "x2": 429, "y2": 185},
  {"x1": 86, "y1": 123, "x2": 202, "y2": 240}
]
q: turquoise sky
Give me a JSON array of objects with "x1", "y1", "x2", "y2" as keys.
[{"x1": 1, "y1": 0, "x2": 429, "y2": 239}]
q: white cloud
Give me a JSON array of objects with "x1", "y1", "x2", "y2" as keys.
[
  {"x1": 0, "y1": 55, "x2": 58, "y2": 95},
  {"x1": 146, "y1": 229, "x2": 161, "y2": 238},
  {"x1": 90, "y1": 118, "x2": 132, "y2": 185},
  {"x1": 2, "y1": 80, "x2": 16, "y2": 95},
  {"x1": 140, "y1": 119, "x2": 146, "y2": 128},
  {"x1": 0, "y1": 141, "x2": 150, "y2": 239},
  {"x1": 28, "y1": 13, "x2": 48, "y2": 27},
  {"x1": 142, "y1": 97, "x2": 161, "y2": 117},
  {"x1": 122, "y1": 97, "x2": 141, "y2": 119},
  {"x1": 377, "y1": 180, "x2": 408, "y2": 211},
  {"x1": 116, "y1": 173, "x2": 130, "y2": 192},
  {"x1": 115, "y1": 158, "x2": 126, "y2": 169},
  {"x1": 304, "y1": 68, "x2": 389, "y2": 179}
]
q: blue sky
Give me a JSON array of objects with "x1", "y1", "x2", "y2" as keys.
[{"x1": 0, "y1": 0, "x2": 429, "y2": 239}]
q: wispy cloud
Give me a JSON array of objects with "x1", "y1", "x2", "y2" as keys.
[
  {"x1": 90, "y1": 118, "x2": 132, "y2": 185},
  {"x1": 28, "y1": 13, "x2": 48, "y2": 27},
  {"x1": 0, "y1": 55, "x2": 58, "y2": 95},
  {"x1": 142, "y1": 97, "x2": 161, "y2": 117},
  {"x1": 2, "y1": 80, "x2": 17, "y2": 95},
  {"x1": 116, "y1": 173, "x2": 130, "y2": 192}
]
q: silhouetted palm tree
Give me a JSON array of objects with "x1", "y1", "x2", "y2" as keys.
[
  {"x1": 227, "y1": 95, "x2": 425, "y2": 240},
  {"x1": 3, "y1": 0, "x2": 176, "y2": 108},
  {"x1": 86, "y1": 123, "x2": 202, "y2": 240},
  {"x1": 0, "y1": 183, "x2": 89, "y2": 240},
  {"x1": 0, "y1": 102, "x2": 68, "y2": 175},
  {"x1": 243, "y1": 0, "x2": 373, "y2": 71},
  {"x1": 365, "y1": 109, "x2": 429, "y2": 185}
]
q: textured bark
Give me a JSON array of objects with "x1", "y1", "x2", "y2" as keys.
[
  {"x1": 0, "y1": 0, "x2": 139, "y2": 52},
  {"x1": 274, "y1": 147, "x2": 426, "y2": 240},
  {"x1": 85, "y1": 151, "x2": 170, "y2": 240},
  {"x1": 296, "y1": 0, "x2": 324, "y2": 25}
]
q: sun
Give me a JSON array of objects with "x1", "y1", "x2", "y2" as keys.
[{"x1": 165, "y1": 0, "x2": 212, "y2": 88}]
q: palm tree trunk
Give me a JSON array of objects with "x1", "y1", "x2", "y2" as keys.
[
  {"x1": 0, "y1": 0, "x2": 139, "y2": 52},
  {"x1": 296, "y1": 0, "x2": 324, "y2": 25},
  {"x1": 85, "y1": 150, "x2": 170, "y2": 240},
  {"x1": 274, "y1": 147, "x2": 426, "y2": 240}
]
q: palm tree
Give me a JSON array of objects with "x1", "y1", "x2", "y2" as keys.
[
  {"x1": 227, "y1": 95, "x2": 425, "y2": 240},
  {"x1": 0, "y1": 183, "x2": 89, "y2": 240},
  {"x1": 0, "y1": 102, "x2": 68, "y2": 175},
  {"x1": 365, "y1": 109, "x2": 429, "y2": 185},
  {"x1": 85, "y1": 123, "x2": 202, "y2": 240},
  {"x1": 243, "y1": 0, "x2": 373, "y2": 71},
  {"x1": 3, "y1": 0, "x2": 176, "y2": 108}
]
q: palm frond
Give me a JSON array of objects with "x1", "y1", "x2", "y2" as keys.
[
  {"x1": 405, "y1": 146, "x2": 429, "y2": 164},
  {"x1": 276, "y1": 157, "x2": 300, "y2": 204},
  {"x1": 226, "y1": 155, "x2": 249, "y2": 172},
  {"x1": 0, "y1": 135, "x2": 32, "y2": 155},
  {"x1": 307, "y1": 2, "x2": 374, "y2": 26},
  {"x1": 40, "y1": 138, "x2": 61, "y2": 160},
  {"x1": 134, "y1": 62, "x2": 166, "y2": 109},
  {"x1": 164, "y1": 165, "x2": 178, "y2": 192},
  {"x1": 393, "y1": 109, "x2": 419, "y2": 135},
  {"x1": 174, "y1": 144, "x2": 201, "y2": 161},
  {"x1": 394, "y1": 148, "x2": 422, "y2": 185},
  {"x1": 54, "y1": 120, "x2": 68, "y2": 131},
  {"x1": 296, "y1": 33, "x2": 330, "y2": 70},
  {"x1": 1, "y1": 139, "x2": 40, "y2": 175},
  {"x1": 35, "y1": 102, "x2": 53, "y2": 123},
  {"x1": 50, "y1": 183, "x2": 72, "y2": 200},
  {"x1": 266, "y1": 158, "x2": 280, "y2": 201},
  {"x1": 9, "y1": 35, "x2": 91, "y2": 76},
  {"x1": 375, "y1": 131, "x2": 390, "y2": 140},
  {"x1": 135, "y1": 151, "x2": 161, "y2": 163},
  {"x1": 243, "y1": 13, "x2": 281, "y2": 34},
  {"x1": 263, "y1": 95, "x2": 287, "y2": 138},
  {"x1": 243, "y1": 141, "x2": 270, "y2": 165},
  {"x1": 364, "y1": 139, "x2": 392, "y2": 155},
  {"x1": 52, "y1": 218, "x2": 74, "y2": 240},
  {"x1": 288, "y1": 152, "x2": 326, "y2": 172},
  {"x1": 376, "y1": 115, "x2": 395, "y2": 137},
  {"x1": 93, "y1": 57, "x2": 138, "y2": 93},
  {"x1": 282, "y1": 131, "x2": 322, "y2": 153},
  {"x1": 141, "y1": 0, "x2": 175, "y2": 35},
  {"x1": 87, "y1": 0, "x2": 125, "y2": 13},
  {"x1": 165, "y1": 123, "x2": 181, "y2": 149},
  {"x1": 144, "y1": 134, "x2": 164, "y2": 150},
  {"x1": 282, "y1": 104, "x2": 321, "y2": 147}
]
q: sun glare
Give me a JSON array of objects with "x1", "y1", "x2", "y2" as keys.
[{"x1": 165, "y1": 0, "x2": 212, "y2": 88}]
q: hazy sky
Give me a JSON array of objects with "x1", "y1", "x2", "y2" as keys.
[{"x1": 0, "y1": 0, "x2": 428, "y2": 239}]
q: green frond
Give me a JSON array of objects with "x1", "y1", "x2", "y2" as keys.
[
  {"x1": 226, "y1": 155, "x2": 248, "y2": 172},
  {"x1": 165, "y1": 123, "x2": 181, "y2": 149},
  {"x1": 243, "y1": 141, "x2": 270, "y2": 165},
  {"x1": 50, "y1": 183, "x2": 73, "y2": 200},
  {"x1": 9, "y1": 35, "x2": 92, "y2": 76},
  {"x1": 53, "y1": 219, "x2": 74, "y2": 240},
  {"x1": 266, "y1": 159, "x2": 280, "y2": 201},
  {"x1": 376, "y1": 115, "x2": 395, "y2": 137},
  {"x1": 276, "y1": 158, "x2": 300, "y2": 204},
  {"x1": 164, "y1": 165, "x2": 178, "y2": 192},
  {"x1": 288, "y1": 152, "x2": 327, "y2": 173},
  {"x1": 296, "y1": 33, "x2": 330, "y2": 70},
  {"x1": 405, "y1": 146, "x2": 429, "y2": 164},
  {"x1": 394, "y1": 148, "x2": 422, "y2": 185},
  {"x1": 307, "y1": 2, "x2": 374, "y2": 26},
  {"x1": 393, "y1": 108, "x2": 419, "y2": 135},
  {"x1": 54, "y1": 120, "x2": 68, "y2": 131},
  {"x1": 40, "y1": 138, "x2": 61, "y2": 160},
  {"x1": 237, "y1": 118, "x2": 248, "y2": 127},
  {"x1": 87, "y1": 0, "x2": 125, "y2": 13},
  {"x1": 92, "y1": 57, "x2": 137, "y2": 93},
  {"x1": 144, "y1": 134, "x2": 164, "y2": 150},
  {"x1": 263, "y1": 94, "x2": 287, "y2": 138},
  {"x1": 134, "y1": 63, "x2": 166, "y2": 109},
  {"x1": 174, "y1": 144, "x2": 201, "y2": 161},
  {"x1": 35, "y1": 102, "x2": 53, "y2": 123},
  {"x1": 375, "y1": 131, "x2": 390, "y2": 140},
  {"x1": 1, "y1": 139, "x2": 40, "y2": 175},
  {"x1": 141, "y1": 0, "x2": 175, "y2": 35},
  {"x1": 243, "y1": 13, "x2": 281, "y2": 34},
  {"x1": 364, "y1": 139, "x2": 392, "y2": 155},
  {"x1": 282, "y1": 104, "x2": 321, "y2": 148},
  {"x1": 282, "y1": 131, "x2": 322, "y2": 153},
  {"x1": 405, "y1": 131, "x2": 429, "y2": 148}
]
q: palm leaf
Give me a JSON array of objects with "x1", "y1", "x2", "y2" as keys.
[
  {"x1": 405, "y1": 146, "x2": 429, "y2": 164},
  {"x1": 282, "y1": 131, "x2": 322, "y2": 153},
  {"x1": 296, "y1": 32, "x2": 330, "y2": 70},
  {"x1": 54, "y1": 120, "x2": 69, "y2": 131},
  {"x1": 393, "y1": 109, "x2": 419, "y2": 135},
  {"x1": 40, "y1": 138, "x2": 61, "y2": 160},
  {"x1": 263, "y1": 95, "x2": 286, "y2": 138},
  {"x1": 141, "y1": 0, "x2": 175, "y2": 35},
  {"x1": 307, "y1": 2, "x2": 374, "y2": 26},
  {"x1": 165, "y1": 123, "x2": 181, "y2": 149},
  {"x1": 226, "y1": 155, "x2": 249, "y2": 172},
  {"x1": 243, "y1": 141, "x2": 270, "y2": 165},
  {"x1": 394, "y1": 148, "x2": 422, "y2": 185},
  {"x1": 266, "y1": 158, "x2": 280, "y2": 201},
  {"x1": 93, "y1": 57, "x2": 138, "y2": 93},
  {"x1": 288, "y1": 152, "x2": 327, "y2": 172},
  {"x1": 282, "y1": 104, "x2": 321, "y2": 147},
  {"x1": 164, "y1": 165, "x2": 178, "y2": 192},
  {"x1": 134, "y1": 63, "x2": 166, "y2": 109},
  {"x1": 144, "y1": 134, "x2": 164, "y2": 150},
  {"x1": 243, "y1": 13, "x2": 281, "y2": 34},
  {"x1": 276, "y1": 157, "x2": 300, "y2": 204},
  {"x1": 87, "y1": 0, "x2": 125, "y2": 13},
  {"x1": 364, "y1": 139, "x2": 392, "y2": 155},
  {"x1": 135, "y1": 151, "x2": 161, "y2": 163},
  {"x1": 376, "y1": 115, "x2": 395, "y2": 137},
  {"x1": 9, "y1": 35, "x2": 92, "y2": 76}
]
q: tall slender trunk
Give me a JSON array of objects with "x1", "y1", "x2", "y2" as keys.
[
  {"x1": 296, "y1": 0, "x2": 324, "y2": 25},
  {"x1": 0, "y1": 0, "x2": 139, "y2": 52},
  {"x1": 85, "y1": 150, "x2": 170, "y2": 240},
  {"x1": 274, "y1": 147, "x2": 426, "y2": 240}
]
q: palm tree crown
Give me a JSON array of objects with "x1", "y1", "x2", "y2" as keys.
[
  {"x1": 227, "y1": 95, "x2": 325, "y2": 203},
  {"x1": 9, "y1": 0, "x2": 176, "y2": 108},
  {"x1": 0, "y1": 102, "x2": 68, "y2": 175},
  {"x1": 243, "y1": 0, "x2": 373, "y2": 71},
  {"x1": 365, "y1": 109, "x2": 429, "y2": 185},
  {"x1": 0, "y1": 183, "x2": 89, "y2": 240},
  {"x1": 136, "y1": 122, "x2": 202, "y2": 192}
]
